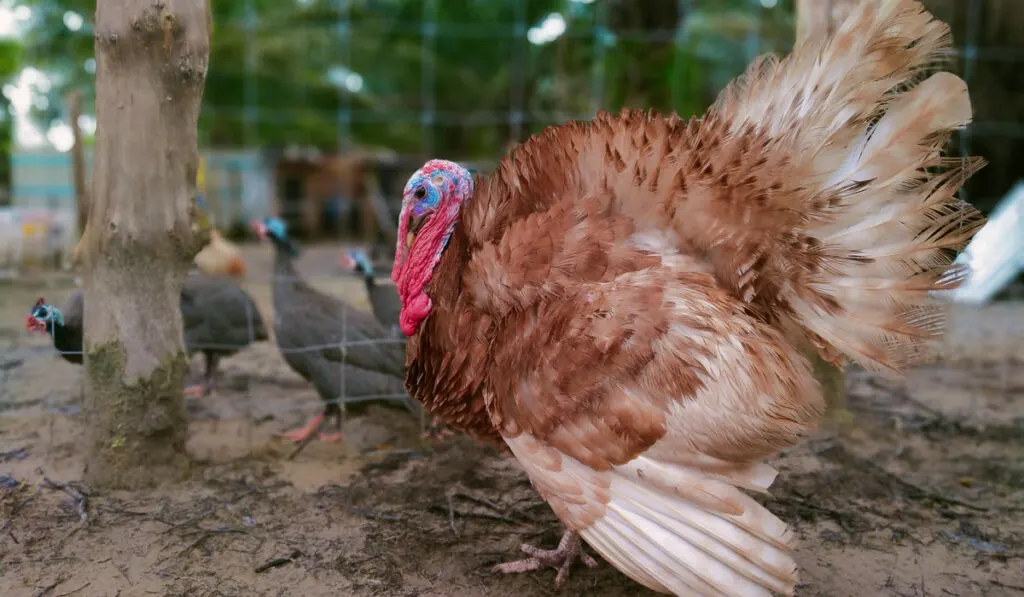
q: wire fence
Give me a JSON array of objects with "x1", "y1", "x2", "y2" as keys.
[
  {"x1": 2, "y1": 0, "x2": 1022, "y2": 457},
  {"x1": 4, "y1": 265, "x2": 430, "y2": 457},
  {"x1": 10, "y1": 0, "x2": 1021, "y2": 242}
]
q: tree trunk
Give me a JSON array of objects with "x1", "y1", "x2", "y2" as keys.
[
  {"x1": 80, "y1": 0, "x2": 211, "y2": 490},
  {"x1": 67, "y1": 90, "x2": 88, "y2": 236},
  {"x1": 795, "y1": 0, "x2": 858, "y2": 426}
]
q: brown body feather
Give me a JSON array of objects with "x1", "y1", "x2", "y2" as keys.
[{"x1": 404, "y1": 1, "x2": 984, "y2": 595}]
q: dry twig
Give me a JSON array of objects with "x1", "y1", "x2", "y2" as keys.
[
  {"x1": 254, "y1": 550, "x2": 302, "y2": 573},
  {"x1": 41, "y1": 477, "x2": 88, "y2": 525},
  {"x1": 32, "y1": 575, "x2": 68, "y2": 597},
  {"x1": 440, "y1": 489, "x2": 530, "y2": 537}
]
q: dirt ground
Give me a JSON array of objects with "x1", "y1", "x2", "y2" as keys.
[{"x1": 1, "y1": 244, "x2": 1022, "y2": 597}]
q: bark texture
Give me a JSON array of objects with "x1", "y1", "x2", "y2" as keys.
[
  {"x1": 796, "y1": 0, "x2": 858, "y2": 424},
  {"x1": 81, "y1": 0, "x2": 211, "y2": 490}
]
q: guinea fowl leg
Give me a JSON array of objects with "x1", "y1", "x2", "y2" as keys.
[
  {"x1": 492, "y1": 529, "x2": 598, "y2": 587},
  {"x1": 184, "y1": 352, "x2": 220, "y2": 399},
  {"x1": 318, "y1": 402, "x2": 345, "y2": 443},
  {"x1": 284, "y1": 404, "x2": 346, "y2": 460},
  {"x1": 183, "y1": 384, "x2": 205, "y2": 399},
  {"x1": 279, "y1": 404, "x2": 345, "y2": 444},
  {"x1": 203, "y1": 352, "x2": 220, "y2": 397},
  {"x1": 278, "y1": 412, "x2": 326, "y2": 443}
]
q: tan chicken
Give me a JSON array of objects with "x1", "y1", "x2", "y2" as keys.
[
  {"x1": 193, "y1": 228, "x2": 247, "y2": 279},
  {"x1": 390, "y1": 1, "x2": 984, "y2": 595}
]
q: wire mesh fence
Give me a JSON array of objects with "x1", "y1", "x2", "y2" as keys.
[
  {"x1": 1, "y1": 0, "x2": 1021, "y2": 456},
  {"x1": 3, "y1": 261, "x2": 428, "y2": 459},
  {"x1": 9, "y1": 0, "x2": 1021, "y2": 244}
]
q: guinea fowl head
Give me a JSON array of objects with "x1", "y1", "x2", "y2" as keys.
[
  {"x1": 342, "y1": 249, "x2": 374, "y2": 276},
  {"x1": 26, "y1": 297, "x2": 63, "y2": 335},
  {"x1": 251, "y1": 216, "x2": 299, "y2": 256},
  {"x1": 391, "y1": 159, "x2": 474, "y2": 336}
]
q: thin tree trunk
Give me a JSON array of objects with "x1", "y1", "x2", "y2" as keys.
[
  {"x1": 796, "y1": 0, "x2": 859, "y2": 425},
  {"x1": 80, "y1": 0, "x2": 211, "y2": 490},
  {"x1": 67, "y1": 90, "x2": 88, "y2": 236}
]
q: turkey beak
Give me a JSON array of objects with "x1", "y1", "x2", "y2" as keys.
[{"x1": 406, "y1": 213, "x2": 428, "y2": 250}]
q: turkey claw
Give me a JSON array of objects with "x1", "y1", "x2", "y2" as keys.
[
  {"x1": 421, "y1": 424, "x2": 455, "y2": 442},
  {"x1": 492, "y1": 530, "x2": 596, "y2": 587}
]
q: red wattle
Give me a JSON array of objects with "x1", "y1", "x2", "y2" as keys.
[{"x1": 399, "y1": 293, "x2": 432, "y2": 336}]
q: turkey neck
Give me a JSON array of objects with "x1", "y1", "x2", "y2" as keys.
[{"x1": 406, "y1": 221, "x2": 502, "y2": 443}]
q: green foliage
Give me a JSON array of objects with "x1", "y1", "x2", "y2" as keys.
[
  {"x1": 0, "y1": 37, "x2": 23, "y2": 189},
  {"x1": 14, "y1": 0, "x2": 796, "y2": 160}
]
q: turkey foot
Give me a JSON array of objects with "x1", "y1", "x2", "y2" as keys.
[
  {"x1": 421, "y1": 423, "x2": 455, "y2": 442},
  {"x1": 492, "y1": 529, "x2": 597, "y2": 587},
  {"x1": 420, "y1": 411, "x2": 456, "y2": 442}
]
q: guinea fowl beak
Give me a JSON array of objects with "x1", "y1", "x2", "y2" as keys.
[
  {"x1": 250, "y1": 218, "x2": 267, "y2": 240},
  {"x1": 25, "y1": 315, "x2": 43, "y2": 333}
]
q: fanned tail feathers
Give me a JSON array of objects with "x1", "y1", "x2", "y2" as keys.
[{"x1": 704, "y1": 0, "x2": 985, "y2": 374}]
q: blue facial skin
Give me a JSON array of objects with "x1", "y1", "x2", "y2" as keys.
[
  {"x1": 404, "y1": 172, "x2": 443, "y2": 218},
  {"x1": 261, "y1": 216, "x2": 299, "y2": 256},
  {"x1": 349, "y1": 250, "x2": 374, "y2": 275},
  {"x1": 264, "y1": 217, "x2": 287, "y2": 240},
  {"x1": 30, "y1": 303, "x2": 63, "y2": 334}
]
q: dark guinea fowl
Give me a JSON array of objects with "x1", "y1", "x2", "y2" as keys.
[
  {"x1": 340, "y1": 247, "x2": 455, "y2": 442},
  {"x1": 25, "y1": 274, "x2": 268, "y2": 398},
  {"x1": 252, "y1": 216, "x2": 412, "y2": 445},
  {"x1": 26, "y1": 293, "x2": 83, "y2": 364},
  {"x1": 339, "y1": 248, "x2": 402, "y2": 334},
  {"x1": 179, "y1": 273, "x2": 269, "y2": 397}
]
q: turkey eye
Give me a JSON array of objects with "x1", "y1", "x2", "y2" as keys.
[{"x1": 413, "y1": 186, "x2": 427, "y2": 200}]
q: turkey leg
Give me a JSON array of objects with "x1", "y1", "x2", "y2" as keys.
[
  {"x1": 419, "y1": 408, "x2": 456, "y2": 442},
  {"x1": 492, "y1": 529, "x2": 597, "y2": 587}
]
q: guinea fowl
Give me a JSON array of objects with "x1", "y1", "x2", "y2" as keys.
[
  {"x1": 252, "y1": 217, "x2": 412, "y2": 445},
  {"x1": 178, "y1": 274, "x2": 269, "y2": 396},
  {"x1": 340, "y1": 248, "x2": 402, "y2": 334},
  {"x1": 26, "y1": 273, "x2": 268, "y2": 397},
  {"x1": 26, "y1": 292, "x2": 83, "y2": 364},
  {"x1": 340, "y1": 247, "x2": 456, "y2": 441},
  {"x1": 391, "y1": 1, "x2": 984, "y2": 595}
]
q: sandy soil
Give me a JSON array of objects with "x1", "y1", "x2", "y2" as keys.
[{"x1": 1, "y1": 244, "x2": 1022, "y2": 597}]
